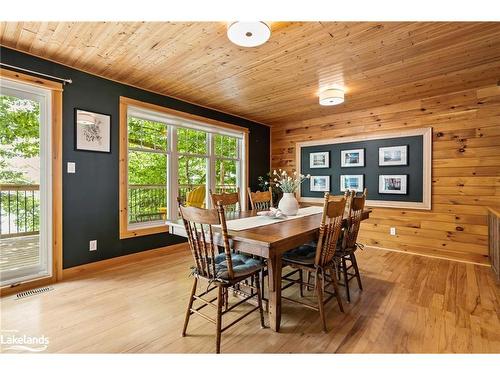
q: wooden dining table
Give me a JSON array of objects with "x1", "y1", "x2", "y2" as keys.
[{"x1": 169, "y1": 205, "x2": 371, "y2": 332}]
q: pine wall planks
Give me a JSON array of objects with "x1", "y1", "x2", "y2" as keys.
[{"x1": 271, "y1": 84, "x2": 500, "y2": 265}]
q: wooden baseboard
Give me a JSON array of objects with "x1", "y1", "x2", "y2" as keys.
[
  {"x1": 364, "y1": 245, "x2": 491, "y2": 266},
  {"x1": 62, "y1": 242, "x2": 188, "y2": 280},
  {"x1": 1, "y1": 243, "x2": 189, "y2": 297}
]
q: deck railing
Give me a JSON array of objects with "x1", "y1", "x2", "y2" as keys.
[
  {"x1": 0, "y1": 184, "x2": 239, "y2": 234},
  {"x1": 0, "y1": 184, "x2": 40, "y2": 239},
  {"x1": 128, "y1": 183, "x2": 237, "y2": 224},
  {"x1": 128, "y1": 184, "x2": 167, "y2": 224}
]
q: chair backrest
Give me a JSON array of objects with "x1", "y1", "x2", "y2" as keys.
[
  {"x1": 341, "y1": 194, "x2": 366, "y2": 251},
  {"x1": 178, "y1": 199, "x2": 234, "y2": 280},
  {"x1": 186, "y1": 185, "x2": 206, "y2": 208},
  {"x1": 334, "y1": 191, "x2": 354, "y2": 214},
  {"x1": 209, "y1": 188, "x2": 240, "y2": 212},
  {"x1": 339, "y1": 188, "x2": 366, "y2": 213},
  {"x1": 248, "y1": 187, "x2": 273, "y2": 211},
  {"x1": 314, "y1": 192, "x2": 347, "y2": 267}
]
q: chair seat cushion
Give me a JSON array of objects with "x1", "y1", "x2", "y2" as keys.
[
  {"x1": 214, "y1": 253, "x2": 263, "y2": 280},
  {"x1": 282, "y1": 244, "x2": 316, "y2": 265}
]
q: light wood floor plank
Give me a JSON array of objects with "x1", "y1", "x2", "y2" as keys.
[{"x1": 0, "y1": 246, "x2": 499, "y2": 353}]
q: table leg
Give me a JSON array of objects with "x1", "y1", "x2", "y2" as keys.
[{"x1": 267, "y1": 252, "x2": 282, "y2": 332}]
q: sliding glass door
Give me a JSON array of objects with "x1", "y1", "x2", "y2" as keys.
[{"x1": 0, "y1": 78, "x2": 52, "y2": 286}]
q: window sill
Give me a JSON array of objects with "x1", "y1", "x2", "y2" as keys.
[{"x1": 120, "y1": 224, "x2": 169, "y2": 239}]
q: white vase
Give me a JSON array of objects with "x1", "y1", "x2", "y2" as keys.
[{"x1": 278, "y1": 192, "x2": 299, "y2": 216}]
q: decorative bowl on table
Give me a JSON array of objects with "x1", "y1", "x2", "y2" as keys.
[{"x1": 256, "y1": 207, "x2": 287, "y2": 219}]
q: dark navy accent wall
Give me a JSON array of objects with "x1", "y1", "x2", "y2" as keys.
[
  {"x1": 301, "y1": 135, "x2": 424, "y2": 202},
  {"x1": 0, "y1": 47, "x2": 270, "y2": 268}
]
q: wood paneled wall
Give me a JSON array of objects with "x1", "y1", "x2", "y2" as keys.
[{"x1": 271, "y1": 84, "x2": 500, "y2": 265}]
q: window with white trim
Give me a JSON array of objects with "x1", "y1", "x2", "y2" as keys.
[{"x1": 124, "y1": 103, "x2": 246, "y2": 232}]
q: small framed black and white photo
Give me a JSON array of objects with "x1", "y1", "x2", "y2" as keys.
[
  {"x1": 340, "y1": 175, "x2": 364, "y2": 192},
  {"x1": 309, "y1": 152, "x2": 329, "y2": 168},
  {"x1": 378, "y1": 145, "x2": 407, "y2": 166},
  {"x1": 75, "y1": 109, "x2": 111, "y2": 153},
  {"x1": 341, "y1": 148, "x2": 364, "y2": 167},
  {"x1": 379, "y1": 175, "x2": 408, "y2": 194},
  {"x1": 310, "y1": 176, "x2": 330, "y2": 192}
]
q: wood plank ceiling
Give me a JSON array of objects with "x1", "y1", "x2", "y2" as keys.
[{"x1": 1, "y1": 22, "x2": 500, "y2": 126}]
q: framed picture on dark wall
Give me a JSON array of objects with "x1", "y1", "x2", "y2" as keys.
[
  {"x1": 379, "y1": 175, "x2": 408, "y2": 194},
  {"x1": 310, "y1": 176, "x2": 330, "y2": 192},
  {"x1": 75, "y1": 109, "x2": 111, "y2": 153},
  {"x1": 341, "y1": 148, "x2": 364, "y2": 167},
  {"x1": 309, "y1": 151, "x2": 329, "y2": 168},
  {"x1": 378, "y1": 145, "x2": 407, "y2": 166},
  {"x1": 340, "y1": 175, "x2": 364, "y2": 192}
]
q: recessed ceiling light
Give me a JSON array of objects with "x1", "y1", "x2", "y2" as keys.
[
  {"x1": 227, "y1": 22, "x2": 271, "y2": 47},
  {"x1": 319, "y1": 87, "x2": 345, "y2": 106}
]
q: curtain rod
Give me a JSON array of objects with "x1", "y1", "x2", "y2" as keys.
[{"x1": 0, "y1": 63, "x2": 72, "y2": 85}]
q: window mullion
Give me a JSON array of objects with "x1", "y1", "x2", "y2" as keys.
[
  {"x1": 168, "y1": 125, "x2": 178, "y2": 220},
  {"x1": 239, "y1": 137, "x2": 247, "y2": 210},
  {"x1": 207, "y1": 132, "x2": 216, "y2": 208}
]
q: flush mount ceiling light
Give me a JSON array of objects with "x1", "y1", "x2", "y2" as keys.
[
  {"x1": 319, "y1": 87, "x2": 345, "y2": 106},
  {"x1": 227, "y1": 22, "x2": 271, "y2": 47}
]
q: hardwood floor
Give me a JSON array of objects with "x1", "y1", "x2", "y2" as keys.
[{"x1": 1, "y1": 245, "x2": 499, "y2": 353}]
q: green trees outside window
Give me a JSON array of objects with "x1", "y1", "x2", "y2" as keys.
[
  {"x1": 214, "y1": 134, "x2": 238, "y2": 193},
  {"x1": 177, "y1": 127, "x2": 207, "y2": 203},
  {"x1": 127, "y1": 112, "x2": 242, "y2": 226},
  {"x1": 1, "y1": 98, "x2": 244, "y2": 233},
  {"x1": 127, "y1": 116, "x2": 168, "y2": 225},
  {"x1": 0, "y1": 95, "x2": 41, "y2": 236}
]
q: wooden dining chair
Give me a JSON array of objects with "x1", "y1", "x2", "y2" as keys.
[
  {"x1": 334, "y1": 193, "x2": 366, "y2": 302},
  {"x1": 335, "y1": 190, "x2": 354, "y2": 214},
  {"x1": 303, "y1": 191, "x2": 349, "y2": 290},
  {"x1": 280, "y1": 192, "x2": 345, "y2": 332},
  {"x1": 178, "y1": 198, "x2": 265, "y2": 353},
  {"x1": 209, "y1": 188, "x2": 240, "y2": 212},
  {"x1": 247, "y1": 187, "x2": 274, "y2": 301},
  {"x1": 247, "y1": 187, "x2": 273, "y2": 210}
]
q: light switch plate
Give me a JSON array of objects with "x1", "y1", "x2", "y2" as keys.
[
  {"x1": 67, "y1": 162, "x2": 76, "y2": 174},
  {"x1": 89, "y1": 240, "x2": 97, "y2": 251}
]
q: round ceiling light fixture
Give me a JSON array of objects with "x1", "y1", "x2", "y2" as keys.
[
  {"x1": 319, "y1": 87, "x2": 345, "y2": 106},
  {"x1": 227, "y1": 22, "x2": 271, "y2": 47}
]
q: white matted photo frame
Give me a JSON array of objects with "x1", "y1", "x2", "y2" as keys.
[
  {"x1": 310, "y1": 176, "x2": 330, "y2": 192},
  {"x1": 75, "y1": 108, "x2": 111, "y2": 153},
  {"x1": 379, "y1": 145, "x2": 407, "y2": 166},
  {"x1": 309, "y1": 151, "x2": 329, "y2": 168},
  {"x1": 341, "y1": 148, "x2": 364, "y2": 167},
  {"x1": 379, "y1": 175, "x2": 408, "y2": 194},
  {"x1": 340, "y1": 175, "x2": 364, "y2": 192}
]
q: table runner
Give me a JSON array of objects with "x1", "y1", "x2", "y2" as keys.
[{"x1": 222, "y1": 206, "x2": 324, "y2": 231}]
